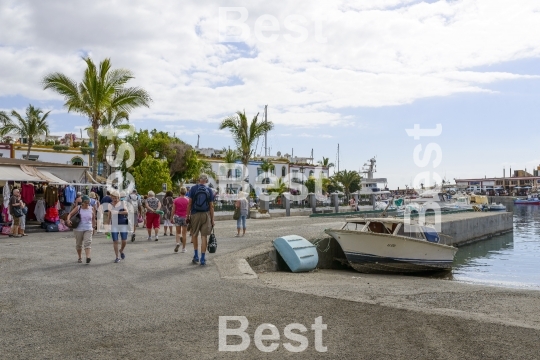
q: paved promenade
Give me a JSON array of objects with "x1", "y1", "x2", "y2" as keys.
[{"x1": 1, "y1": 216, "x2": 539, "y2": 359}]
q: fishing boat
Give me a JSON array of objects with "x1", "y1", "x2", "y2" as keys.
[
  {"x1": 324, "y1": 218, "x2": 457, "y2": 273},
  {"x1": 514, "y1": 197, "x2": 540, "y2": 205}
]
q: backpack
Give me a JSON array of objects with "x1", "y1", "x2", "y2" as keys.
[
  {"x1": 129, "y1": 194, "x2": 140, "y2": 208},
  {"x1": 193, "y1": 185, "x2": 210, "y2": 212}
]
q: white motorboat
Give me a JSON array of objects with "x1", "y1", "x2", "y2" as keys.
[
  {"x1": 488, "y1": 203, "x2": 506, "y2": 211},
  {"x1": 324, "y1": 218, "x2": 457, "y2": 273}
]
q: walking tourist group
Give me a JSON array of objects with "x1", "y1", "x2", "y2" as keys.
[{"x1": 7, "y1": 174, "x2": 251, "y2": 266}]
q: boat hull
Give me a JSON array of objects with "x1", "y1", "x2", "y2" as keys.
[
  {"x1": 325, "y1": 229, "x2": 457, "y2": 274},
  {"x1": 514, "y1": 200, "x2": 540, "y2": 205}
]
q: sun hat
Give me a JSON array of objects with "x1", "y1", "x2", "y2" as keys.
[{"x1": 89, "y1": 192, "x2": 96, "y2": 199}]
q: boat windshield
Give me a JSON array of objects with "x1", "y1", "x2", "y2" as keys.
[{"x1": 422, "y1": 226, "x2": 440, "y2": 243}]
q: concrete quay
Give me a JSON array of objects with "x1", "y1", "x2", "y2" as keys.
[{"x1": 3, "y1": 215, "x2": 539, "y2": 359}]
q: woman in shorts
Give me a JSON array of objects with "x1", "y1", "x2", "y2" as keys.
[
  {"x1": 109, "y1": 190, "x2": 129, "y2": 263},
  {"x1": 162, "y1": 191, "x2": 174, "y2": 236},
  {"x1": 67, "y1": 195, "x2": 95, "y2": 264},
  {"x1": 171, "y1": 187, "x2": 189, "y2": 253}
]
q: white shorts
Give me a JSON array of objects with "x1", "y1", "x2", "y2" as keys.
[{"x1": 163, "y1": 219, "x2": 173, "y2": 227}]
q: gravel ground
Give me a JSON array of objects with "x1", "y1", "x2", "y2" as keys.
[{"x1": 1, "y1": 216, "x2": 539, "y2": 359}]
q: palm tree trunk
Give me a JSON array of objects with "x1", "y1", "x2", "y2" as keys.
[
  {"x1": 93, "y1": 122, "x2": 99, "y2": 179},
  {"x1": 26, "y1": 139, "x2": 32, "y2": 160}
]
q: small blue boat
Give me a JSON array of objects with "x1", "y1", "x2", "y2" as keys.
[{"x1": 273, "y1": 235, "x2": 319, "y2": 273}]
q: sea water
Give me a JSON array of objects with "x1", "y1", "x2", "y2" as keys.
[{"x1": 452, "y1": 205, "x2": 540, "y2": 290}]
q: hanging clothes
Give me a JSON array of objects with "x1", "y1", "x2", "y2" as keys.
[
  {"x1": 3, "y1": 184, "x2": 11, "y2": 223},
  {"x1": 21, "y1": 183, "x2": 35, "y2": 204},
  {"x1": 44, "y1": 185, "x2": 59, "y2": 207},
  {"x1": 64, "y1": 185, "x2": 76, "y2": 205},
  {"x1": 35, "y1": 199, "x2": 46, "y2": 222}
]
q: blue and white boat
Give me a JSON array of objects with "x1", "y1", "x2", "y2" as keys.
[{"x1": 324, "y1": 218, "x2": 457, "y2": 273}]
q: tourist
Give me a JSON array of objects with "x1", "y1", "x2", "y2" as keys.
[
  {"x1": 162, "y1": 190, "x2": 174, "y2": 236},
  {"x1": 145, "y1": 191, "x2": 162, "y2": 241},
  {"x1": 88, "y1": 192, "x2": 100, "y2": 234},
  {"x1": 171, "y1": 187, "x2": 189, "y2": 253},
  {"x1": 128, "y1": 189, "x2": 141, "y2": 242},
  {"x1": 18, "y1": 196, "x2": 28, "y2": 236},
  {"x1": 74, "y1": 192, "x2": 83, "y2": 206},
  {"x1": 67, "y1": 195, "x2": 95, "y2": 264},
  {"x1": 9, "y1": 188, "x2": 23, "y2": 238},
  {"x1": 109, "y1": 190, "x2": 129, "y2": 263},
  {"x1": 101, "y1": 191, "x2": 113, "y2": 228},
  {"x1": 186, "y1": 174, "x2": 215, "y2": 266},
  {"x1": 235, "y1": 191, "x2": 248, "y2": 237}
]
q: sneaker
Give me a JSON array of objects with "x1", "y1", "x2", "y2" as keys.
[
  {"x1": 131, "y1": 233, "x2": 136, "y2": 242},
  {"x1": 181, "y1": 248, "x2": 186, "y2": 253},
  {"x1": 114, "y1": 258, "x2": 121, "y2": 263},
  {"x1": 155, "y1": 236, "x2": 159, "y2": 242},
  {"x1": 192, "y1": 256, "x2": 199, "y2": 264},
  {"x1": 78, "y1": 258, "x2": 82, "y2": 263},
  {"x1": 147, "y1": 236, "x2": 152, "y2": 241},
  {"x1": 120, "y1": 252, "x2": 125, "y2": 260},
  {"x1": 86, "y1": 258, "x2": 91, "y2": 264},
  {"x1": 200, "y1": 258, "x2": 206, "y2": 266},
  {"x1": 174, "y1": 244, "x2": 180, "y2": 253}
]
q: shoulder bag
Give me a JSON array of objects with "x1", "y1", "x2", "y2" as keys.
[
  {"x1": 12, "y1": 206, "x2": 24, "y2": 218},
  {"x1": 233, "y1": 206, "x2": 240, "y2": 220},
  {"x1": 68, "y1": 206, "x2": 81, "y2": 229},
  {"x1": 208, "y1": 227, "x2": 217, "y2": 254}
]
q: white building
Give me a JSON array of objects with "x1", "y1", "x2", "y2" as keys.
[{"x1": 0, "y1": 143, "x2": 90, "y2": 167}]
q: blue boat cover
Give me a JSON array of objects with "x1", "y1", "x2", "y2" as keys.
[
  {"x1": 273, "y1": 235, "x2": 319, "y2": 273},
  {"x1": 422, "y1": 227, "x2": 440, "y2": 243}
]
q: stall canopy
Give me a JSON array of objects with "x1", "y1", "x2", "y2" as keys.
[
  {"x1": 0, "y1": 166, "x2": 42, "y2": 182},
  {"x1": 37, "y1": 170, "x2": 68, "y2": 184}
]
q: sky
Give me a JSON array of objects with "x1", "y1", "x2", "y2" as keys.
[{"x1": 1, "y1": 0, "x2": 539, "y2": 188}]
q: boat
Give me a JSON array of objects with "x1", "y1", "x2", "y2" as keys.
[
  {"x1": 488, "y1": 203, "x2": 506, "y2": 211},
  {"x1": 514, "y1": 196, "x2": 540, "y2": 205},
  {"x1": 324, "y1": 218, "x2": 458, "y2": 273}
]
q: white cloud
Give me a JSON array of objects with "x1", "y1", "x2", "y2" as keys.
[{"x1": 0, "y1": 0, "x2": 539, "y2": 130}]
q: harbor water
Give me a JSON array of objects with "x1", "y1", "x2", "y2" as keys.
[{"x1": 452, "y1": 205, "x2": 540, "y2": 290}]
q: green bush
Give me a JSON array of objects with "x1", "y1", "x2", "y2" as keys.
[{"x1": 52, "y1": 145, "x2": 69, "y2": 151}]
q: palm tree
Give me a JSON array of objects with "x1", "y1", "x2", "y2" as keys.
[
  {"x1": 332, "y1": 170, "x2": 361, "y2": 197},
  {"x1": 0, "y1": 105, "x2": 51, "y2": 159},
  {"x1": 219, "y1": 110, "x2": 274, "y2": 166},
  {"x1": 260, "y1": 159, "x2": 275, "y2": 174},
  {"x1": 267, "y1": 177, "x2": 288, "y2": 196},
  {"x1": 222, "y1": 147, "x2": 239, "y2": 164},
  {"x1": 318, "y1": 156, "x2": 335, "y2": 169},
  {"x1": 42, "y1": 57, "x2": 152, "y2": 178}
]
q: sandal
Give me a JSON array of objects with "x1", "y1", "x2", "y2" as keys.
[
  {"x1": 78, "y1": 258, "x2": 82, "y2": 263},
  {"x1": 22, "y1": 233, "x2": 28, "y2": 236}
]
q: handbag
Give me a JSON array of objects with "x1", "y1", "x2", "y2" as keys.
[
  {"x1": 208, "y1": 227, "x2": 217, "y2": 254},
  {"x1": 233, "y1": 207, "x2": 240, "y2": 220},
  {"x1": 68, "y1": 206, "x2": 81, "y2": 229},
  {"x1": 46, "y1": 223, "x2": 59, "y2": 232},
  {"x1": 12, "y1": 206, "x2": 24, "y2": 218},
  {"x1": 22, "y1": 206, "x2": 28, "y2": 215},
  {"x1": 1, "y1": 226, "x2": 11, "y2": 235}
]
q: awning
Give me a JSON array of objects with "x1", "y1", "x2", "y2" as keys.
[
  {"x1": 38, "y1": 170, "x2": 68, "y2": 184},
  {"x1": 41, "y1": 167, "x2": 87, "y2": 183},
  {"x1": 0, "y1": 165, "x2": 42, "y2": 182}
]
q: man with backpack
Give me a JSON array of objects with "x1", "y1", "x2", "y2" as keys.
[{"x1": 186, "y1": 174, "x2": 215, "y2": 266}]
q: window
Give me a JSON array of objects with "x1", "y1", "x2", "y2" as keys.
[
  {"x1": 309, "y1": 170, "x2": 314, "y2": 177},
  {"x1": 23, "y1": 155, "x2": 39, "y2": 161},
  {"x1": 235, "y1": 169, "x2": 241, "y2": 179},
  {"x1": 71, "y1": 157, "x2": 83, "y2": 166},
  {"x1": 257, "y1": 168, "x2": 263, "y2": 176},
  {"x1": 282, "y1": 167, "x2": 286, "y2": 177}
]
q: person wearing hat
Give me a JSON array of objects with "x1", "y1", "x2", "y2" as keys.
[
  {"x1": 67, "y1": 195, "x2": 96, "y2": 264},
  {"x1": 128, "y1": 189, "x2": 142, "y2": 242}
]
